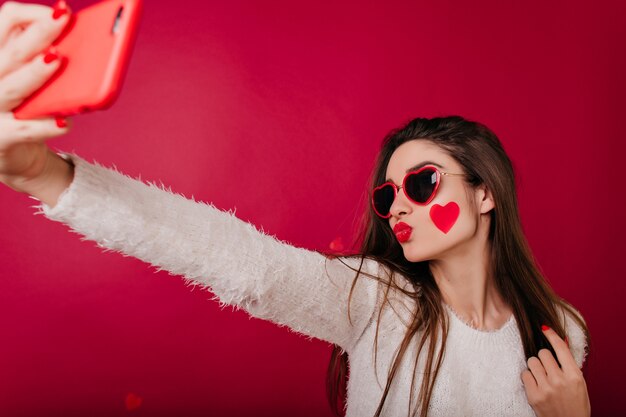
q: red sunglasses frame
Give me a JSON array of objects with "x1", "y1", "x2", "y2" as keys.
[{"x1": 371, "y1": 165, "x2": 464, "y2": 219}]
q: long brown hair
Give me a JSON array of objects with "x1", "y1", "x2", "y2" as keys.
[{"x1": 325, "y1": 116, "x2": 589, "y2": 417}]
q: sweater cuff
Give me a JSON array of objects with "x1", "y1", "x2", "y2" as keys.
[{"x1": 35, "y1": 151, "x2": 128, "y2": 223}]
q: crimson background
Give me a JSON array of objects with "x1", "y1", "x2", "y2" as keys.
[{"x1": 1, "y1": 0, "x2": 624, "y2": 416}]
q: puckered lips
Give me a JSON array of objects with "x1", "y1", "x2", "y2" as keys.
[{"x1": 393, "y1": 222, "x2": 413, "y2": 243}]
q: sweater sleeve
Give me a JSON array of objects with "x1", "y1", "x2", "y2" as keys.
[{"x1": 36, "y1": 152, "x2": 381, "y2": 352}]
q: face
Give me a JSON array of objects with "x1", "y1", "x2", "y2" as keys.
[{"x1": 383, "y1": 140, "x2": 493, "y2": 262}]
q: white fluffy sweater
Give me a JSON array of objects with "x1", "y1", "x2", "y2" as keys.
[{"x1": 37, "y1": 153, "x2": 587, "y2": 417}]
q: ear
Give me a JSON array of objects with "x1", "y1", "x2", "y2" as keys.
[{"x1": 476, "y1": 184, "x2": 495, "y2": 214}]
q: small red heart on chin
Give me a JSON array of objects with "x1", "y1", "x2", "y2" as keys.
[{"x1": 429, "y1": 202, "x2": 460, "y2": 234}]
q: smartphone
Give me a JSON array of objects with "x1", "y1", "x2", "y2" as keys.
[{"x1": 13, "y1": 0, "x2": 143, "y2": 119}]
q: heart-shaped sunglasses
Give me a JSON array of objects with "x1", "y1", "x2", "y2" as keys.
[{"x1": 372, "y1": 165, "x2": 465, "y2": 219}]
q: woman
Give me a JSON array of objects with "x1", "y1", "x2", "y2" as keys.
[
  {"x1": 0, "y1": 2, "x2": 590, "y2": 416},
  {"x1": 325, "y1": 119, "x2": 590, "y2": 416}
]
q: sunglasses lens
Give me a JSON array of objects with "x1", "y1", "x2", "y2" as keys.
[
  {"x1": 373, "y1": 184, "x2": 395, "y2": 217},
  {"x1": 405, "y1": 168, "x2": 438, "y2": 203}
]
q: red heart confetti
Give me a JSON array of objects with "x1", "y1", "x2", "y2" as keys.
[
  {"x1": 329, "y1": 236, "x2": 344, "y2": 252},
  {"x1": 125, "y1": 392, "x2": 143, "y2": 411}
]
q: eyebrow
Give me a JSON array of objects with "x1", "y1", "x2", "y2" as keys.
[{"x1": 385, "y1": 161, "x2": 444, "y2": 183}]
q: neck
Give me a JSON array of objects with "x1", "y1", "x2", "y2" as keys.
[{"x1": 429, "y1": 235, "x2": 511, "y2": 330}]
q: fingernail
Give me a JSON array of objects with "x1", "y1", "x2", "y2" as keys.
[
  {"x1": 55, "y1": 117, "x2": 67, "y2": 128},
  {"x1": 541, "y1": 325, "x2": 550, "y2": 332},
  {"x1": 43, "y1": 47, "x2": 59, "y2": 64},
  {"x1": 52, "y1": 0, "x2": 68, "y2": 20}
]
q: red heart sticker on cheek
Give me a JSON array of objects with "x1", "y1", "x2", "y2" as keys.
[{"x1": 429, "y1": 202, "x2": 460, "y2": 234}]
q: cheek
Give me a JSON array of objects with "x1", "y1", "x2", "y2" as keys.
[
  {"x1": 403, "y1": 202, "x2": 475, "y2": 262},
  {"x1": 429, "y1": 202, "x2": 460, "y2": 234}
]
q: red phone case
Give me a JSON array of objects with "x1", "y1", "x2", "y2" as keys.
[{"x1": 13, "y1": 0, "x2": 143, "y2": 119}]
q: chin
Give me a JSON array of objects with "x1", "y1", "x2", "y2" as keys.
[
  {"x1": 401, "y1": 241, "x2": 451, "y2": 263},
  {"x1": 401, "y1": 247, "x2": 434, "y2": 263}
]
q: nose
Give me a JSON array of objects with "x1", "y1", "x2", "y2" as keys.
[{"x1": 389, "y1": 186, "x2": 413, "y2": 219}]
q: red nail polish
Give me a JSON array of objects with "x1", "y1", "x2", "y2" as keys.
[
  {"x1": 43, "y1": 49, "x2": 59, "y2": 64},
  {"x1": 43, "y1": 52, "x2": 59, "y2": 64},
  {"x1": 541, "y1": 325, "x2": 550, "y2": 332},
  {"x1": 52, "y1": 0, "x2": 68, "y2": 20},
  {"x1": 55, "y1": 117, "x2": 67, "y2": 128}
]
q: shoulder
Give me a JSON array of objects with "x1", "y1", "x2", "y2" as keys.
[{"x1": 557, "y1": 303, "x2": 589, "y2": 368}]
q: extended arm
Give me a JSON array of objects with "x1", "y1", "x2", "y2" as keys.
[
  {"x1": 0, "y1": 1, "x2": 379, "y2": 353},
  {"x1": 34, "y1": 152, "x2": 381, "y2": 352}
]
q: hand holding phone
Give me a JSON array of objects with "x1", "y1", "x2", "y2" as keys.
[
  {"x1": 13, "y1": 0, "x2": 143, "y2": 119},
  {"x1": 0, "y1": 0, "x2": 73, "y2": 195}
]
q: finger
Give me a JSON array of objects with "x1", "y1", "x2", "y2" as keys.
[
  {"x1": 521, "y1": 369, "x2": 539, "y2": 397},
  {"x1": 537, "y1": 348, "x2": 561, "y2": 377},
  {"x1": 0, "y1": 19, "x2": 27, "y2": 51},
  {"x1": 526, "y1": 356, "x2": 548, "y2": 387},
  {"x1": 0, "y1": 49, "x2": 63, "y2": 112},
  {"x1": 0, "y1": 1, "x2": 71, "y2": 77},
  {"x1": 541, "y1": 325, "x2": 578, "y2": 373},
  {"x1": 0, "y1": 2, "x2": 52, "y2": 46},
  {"x1": 0, "y1": 112, "x2": 71, "y2": 148}
]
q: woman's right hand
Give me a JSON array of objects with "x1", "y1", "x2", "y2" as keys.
[{"x1": 0, "y1": 0, "x2": 72, "y2": 193}]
